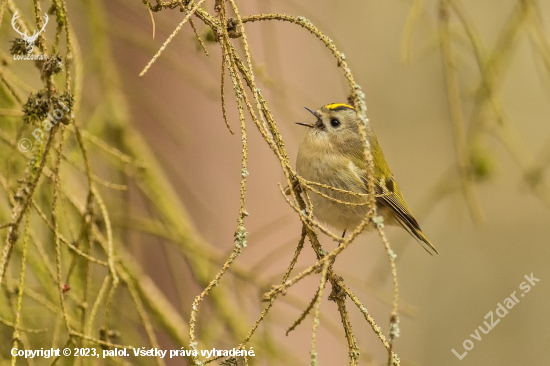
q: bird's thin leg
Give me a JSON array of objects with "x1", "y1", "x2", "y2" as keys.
[{"x1": 338, "y1": 229, "x2": 346, "y2": 247}]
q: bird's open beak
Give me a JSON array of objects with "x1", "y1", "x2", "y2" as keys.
[
  {"x1": 295, "y1": 107, "x2": 320, "y2": 128},
  {"x1": 304, "y1": 107, "x2": 318, "y2": 117}
]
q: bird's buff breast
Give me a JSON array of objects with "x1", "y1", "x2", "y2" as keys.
[{"x1": 296, "y1": 135, "x2": 371, "y2": 231}]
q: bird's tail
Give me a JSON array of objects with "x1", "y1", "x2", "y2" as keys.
[{"x1": 412, "y1": 228, "x2": 439, "y2": 256}]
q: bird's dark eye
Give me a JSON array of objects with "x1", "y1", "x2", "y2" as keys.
[{"x1": 330, "y1": 118, "x2": 340, "y2": 127}]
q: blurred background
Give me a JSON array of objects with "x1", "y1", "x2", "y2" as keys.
[{"x1": 0, "y1": 0, "x2": 549, "y2": 365}]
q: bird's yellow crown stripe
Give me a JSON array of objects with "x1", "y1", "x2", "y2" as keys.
[{"x1": 325, "y1": 103, "x2": 355, "y2": 110}]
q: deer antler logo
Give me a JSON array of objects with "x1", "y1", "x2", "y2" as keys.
[{"x1": 11, "y1": 11, "x2": 48, "y2": 54}]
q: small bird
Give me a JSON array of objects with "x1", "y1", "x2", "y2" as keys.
[{"x1": 296, "y1": 103, "x2": 438, "y2": 254}]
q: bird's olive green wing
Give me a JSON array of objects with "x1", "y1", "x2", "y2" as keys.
[
  {"x1": 347, "y1": 135, "x2": 438, "y2": 254},
  {"x1": 374, "y1": 175, "x2": 438, "y2": 255}
]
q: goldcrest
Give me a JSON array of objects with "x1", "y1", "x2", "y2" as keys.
[{"x1": 296, "y1": 103, "x2": 438, "y2": 254}]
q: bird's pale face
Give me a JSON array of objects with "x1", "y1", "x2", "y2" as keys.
[
  {"x1": 299, "y1": 105, "x2": 359, "y2": 136},
  {"x1": 297, "y1": 104, "x2": 367, "y2": 156}
]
